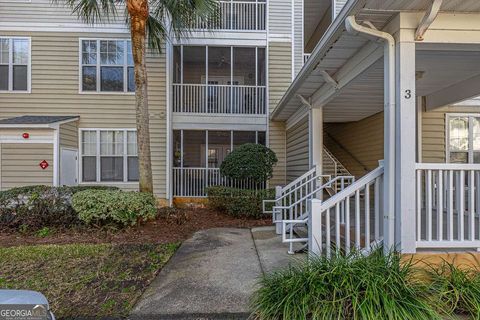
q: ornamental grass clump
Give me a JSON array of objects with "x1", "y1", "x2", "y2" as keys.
[
  {"x1": 251, "y1": 248, "x2": 440, "y2": 320},
  {"x1": 425, "y1": 259, "x2": 480, "y2": 319}
]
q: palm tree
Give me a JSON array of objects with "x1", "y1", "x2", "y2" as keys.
[{"x1": 57, "y1": 0, "x2": 218, "y2": 193}]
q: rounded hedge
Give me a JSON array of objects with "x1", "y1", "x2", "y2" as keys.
[
  {"x1": 72, "y1": 190, "x2": 157, "y2": 227},
  {"x1": 220, "y1": 143, "x2": 277, "y2": 183}
]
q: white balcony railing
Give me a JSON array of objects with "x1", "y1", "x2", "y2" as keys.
[
  {"x1": 416, "y1": 163, "x2": 480, "y2": 249},
  {"x1": 173, "y1": 84, "x2": 266, "y2": 114},
  {"x1": 173, "y1": 167, "x2": 265, "y2": 197},
  {"x1": 192, "y1": 0, "x2": 266, "y2": 31}
]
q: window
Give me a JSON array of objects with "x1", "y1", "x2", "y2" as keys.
[
  {"x1": 80, "y1": 39, "x2": 134, "y2": 93},
  {"x1": 447, "y1": 115, "x2": 480, "y2": 163},
  {"x1": 81, "y1": 129, "x2": 139, "y2": 182},
  {"x1": 0, "y1": 37, "x2": 30, "y2": 92}
]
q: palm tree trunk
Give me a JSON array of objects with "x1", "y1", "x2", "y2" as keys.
[{"x1": 127, "y1": 0, "x2": 153, "y2": 193}]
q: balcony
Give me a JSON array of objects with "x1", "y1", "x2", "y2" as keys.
[
  {"x1": 173, "y1": 46, "x2": 267, "y2": 115},
  {"x1": 173, "y1": 84, "x2": 266, "y2": 114},
  {"x1": 172, "y1": 130, "x2": 266, "y2": 197},
  {"x1": 192, "y1": 0, "x2": 266, "y2": 31}
]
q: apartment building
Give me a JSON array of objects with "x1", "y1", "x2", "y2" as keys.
[
  {"x1": 0, "y1": 0, "x2": 333, "y2": 204},
  {"x1": 264, "y1": 0, "x2": 480, "y2": 256}
]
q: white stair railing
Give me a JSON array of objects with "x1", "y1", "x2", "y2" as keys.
[
  {"x1": 263, "y1": 167, "x2": 317, "y2": 216},
  {"x1": 308, "y1": 164, "x2": 384, "y2": 257},
  {"x1": 280, "y1": 175, "x2": 355, "y2": 254}
]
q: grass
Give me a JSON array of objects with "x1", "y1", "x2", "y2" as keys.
[
  {"x1": 0, "y1": 243, "x2": 178, "y2": 319},
  {"x1": 251, "y1": 249, "x2": 440, "y2": 320},
  {"x1": 426, "y1": 260, "x2": 480, "y2": 319}
]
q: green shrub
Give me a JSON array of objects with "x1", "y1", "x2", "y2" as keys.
[
  {"x1": 72, "y1": 190, "x2": 157, "y2": 227},
  {"x1": 206, "y1": 186, "x2": 275, "y2": 219},
  {"x1": 251, "y1": 249, "x2": 439, "y2": 320},
  {"x1": 426, "y1": 260, "x2": 480, "y2": 318},
  {"x1": 0, "y1": 185, "x2": 118, "y2": 231},
  {"x1": 220, "y1": 144, "x2": 278, "y2": 183}
]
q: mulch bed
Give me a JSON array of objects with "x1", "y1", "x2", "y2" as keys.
[{"x1": 0, "y1": 206, "x2": 272, "y2": 247}]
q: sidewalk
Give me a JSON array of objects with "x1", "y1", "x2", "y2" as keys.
[{"x1": 130, "y1": 226, "x2": 303, "y2": 320}]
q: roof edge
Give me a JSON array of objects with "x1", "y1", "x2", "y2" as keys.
[{"x1": 270, "y1": 0, "x2": 366, "y2": 120}]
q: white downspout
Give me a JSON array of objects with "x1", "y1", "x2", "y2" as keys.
[{"x1": 345, "y1": 16, "x2": 396, "y2": 253}]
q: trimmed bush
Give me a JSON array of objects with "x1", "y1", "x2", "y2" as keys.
[
  {"x1": 220, "y1": 144, "x2": 278, "y2": 183},
  {"x1": 0, "y1": 185, "x2": 118, "y2": 231},
  {"x1": 251, "y1": 249, "x2": 439, "y2": 320},
  {"x1": 72, "y1": 190, "x2": 157, "y2": 227},
  {"x1": 206, "y1": 186, "x2": 275, "y2": 219}
]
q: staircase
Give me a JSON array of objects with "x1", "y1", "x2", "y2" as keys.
[
  {"x1": 263, "y1": 149, "x2": 384, "y2": 256},
  {"x1": 323, "y1": 147, "x2": 353, "y2": 194},
  {"x1": 263, "y1": 165, "x2": 355, "y2": 254}
]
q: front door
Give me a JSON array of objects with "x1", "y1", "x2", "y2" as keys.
[{"x1": 60, "y1": 148, "x2": 78, "y2": 186}]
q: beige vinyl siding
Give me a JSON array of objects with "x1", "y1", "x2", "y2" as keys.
[
  {"x1": 59, "y1": 121, "x2": 78, "y2": 149},
  {"x1": 268, "y1": 42, "x2": 292, "y2": 186},
  {"x1": 0, "y1": 0, "x2": 126, "y2": 30},
  {"x1": 421, "y1": 105, "x2": 480, "y2": 163},
  {"x1": 0, "y1": 128, "x2": 53, "y2": 140},
  {"x1": 286, "y1": 116, "x2": 309, "y2": 183},
  {"x1": 269, "y1": 121, "x2": 286, "y2": 186},
  {"x1": 268, "y1": 42, "x2": 292, "y2": 113},
  {"x1": 268, "y1": 0, "x2": 292, "y2": 35},
  {"x1": 324, "y1": 112, "x2": 384, "y2": 178},
  {"x1": 0, "y1": 143, "x2": 53, "y2": 190},
  {"x1": 0, "y1": 31, "x2": 168, "y2": 198}
]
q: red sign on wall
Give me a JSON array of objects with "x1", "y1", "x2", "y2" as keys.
[{"x1": 39, "y1": 160, "x2": 49, "y2": 170}]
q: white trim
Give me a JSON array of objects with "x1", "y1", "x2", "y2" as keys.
[
  {"x1": 0, "y1": 22, "x2": 128, "y2": 34},
  {"x1": 0, "y1": 139, "x2": 53, "y2": 144},
  {"x1": 445, "y1": 113, "x2": 480, "y2": 164},
  {"x1": 291, "y1": 0, "x2": 295, "y2": 81},
  {"x1": 78, "y1": 38, "x2": 134, "y2": 94},
  {"x1": 166, "y1": 40, "x2": 173, "y2": 203},
  {"x1": 53, "y1": 127, "x2": 60, "y2": 186},
  {"x1": 0, "y1": 36, "x2": 31, "y2": 94},
  {"x1": 416, "y1": 163, "x2": 480, "y2": 170}
]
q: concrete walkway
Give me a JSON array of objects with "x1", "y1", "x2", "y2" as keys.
[{"x1": 130, "y1": 226, "x2": 304, "y2": 320}]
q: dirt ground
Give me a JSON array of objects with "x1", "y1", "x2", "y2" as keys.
[{"x1": 0, "y1": 206, "x2": 272, "y2": 247}]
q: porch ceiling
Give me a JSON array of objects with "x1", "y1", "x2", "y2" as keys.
[
  {"x1": 271, "y1": 0, "x2": 480, "y2": 123},
  {"x1": 322, "y1": 49, "x2": 480, "y2": 122}
]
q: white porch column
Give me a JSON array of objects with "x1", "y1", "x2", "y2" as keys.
[
  {"x1": 395, "y1": 31, "x2": 417, "y2": 253},
  {"x1": 310, "y1": 107, "x2": 323, "y2": 174}
]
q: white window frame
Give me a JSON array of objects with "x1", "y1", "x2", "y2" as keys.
[
  {"x1": 446, "y1": 113, "x2": 480, "y2": 164},
  {"x1": 0, "y1": 0, "x2": 31, "y2": 2},
  {"x1": 78, "y1": 38, "x2": 134, "y2": 94},
  {"x1": 0, "y1": 36, "x2": 31, "y2": 93},
  {"x1": 79, "y1": 128, "x2": 138, "y2": 184}
]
